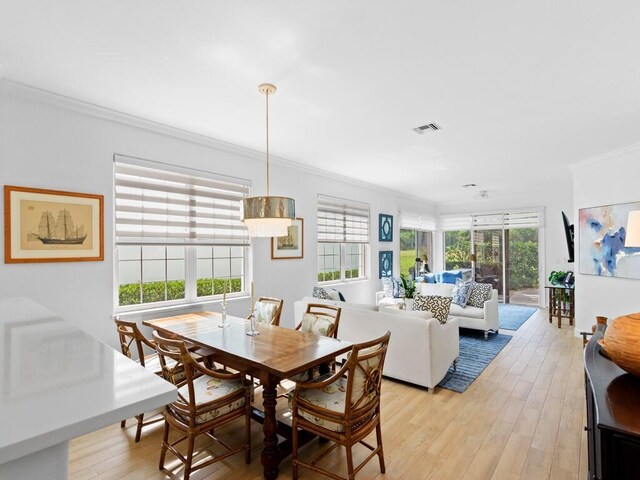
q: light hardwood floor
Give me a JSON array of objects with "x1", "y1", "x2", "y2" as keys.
[{"x1": 69, "y1": 309, "x2": 587, "y2": 480}]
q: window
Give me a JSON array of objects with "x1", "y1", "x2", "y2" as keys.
[
  {"x1": 317, "y1": 194, "x2": 369, "y2": 283},
  {"x1": 444, "y1": 230, "x2": 472, "y2": 270},
  {"x1": 399, "y1": 229, "x2": 433, "y2": 276},
  {"x1": 114, "y1": 155, "x2": 250, "y2": 310}
]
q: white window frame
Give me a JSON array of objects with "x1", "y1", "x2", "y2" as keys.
[
  {"x1": 113, "y1": 155, "x2": 251, "y2": 313},
  {"x1": 317, "y1": 242, "x2": 368, "y2": 285}
]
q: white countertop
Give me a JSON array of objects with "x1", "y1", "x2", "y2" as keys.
[{"x1": 0, "y1": 297, "x2": 177, "y2": 465}]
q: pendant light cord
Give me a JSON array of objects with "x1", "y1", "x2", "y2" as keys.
[{"x1": 265, "y1": 88, "x2": 270, "y2": 196}]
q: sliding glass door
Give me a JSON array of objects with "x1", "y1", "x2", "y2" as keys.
[
  {"x1": 506, "y1": 228, "x2": 539, "y2": 306},
  {"x1": 473, "y1": 229, "x2": 504, "y2": 302}
]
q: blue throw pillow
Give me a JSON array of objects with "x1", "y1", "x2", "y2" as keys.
[
  {"x1": 451, "y1": 280, "x2": 473, "y2": 308},
  {"x1": 441, "y1": 271, "x2": 463, "y2": 284},
  {"x1": 391, "y1": 277, "x2": 405, "y2": 298},
  {"x1": 425, "y1": 273, "x2": 436, "y2": 283}
]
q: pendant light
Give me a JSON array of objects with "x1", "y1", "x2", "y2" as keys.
[{"x1": 242, "y1": 83, "x2": 295, "y2": 237}]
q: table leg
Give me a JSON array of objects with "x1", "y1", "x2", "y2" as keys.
[
  {"x1": 548, "y1": 289, "x2": 553, "y2": 324},
  {"x1": 260, "y1": 373, "x2": 281, "y2": 480},
  {"x1": 557, "y1": 292, "x2": 562, "y2": 328}
]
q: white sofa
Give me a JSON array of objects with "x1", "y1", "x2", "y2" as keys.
[
  {"x1": 416, "y1": 283, "x2": 499, "y2": 339},
  {"x1": 294, "y1": 297, "x2": 459, "y2": 391}
]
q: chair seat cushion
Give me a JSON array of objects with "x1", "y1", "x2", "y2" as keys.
[
  {"x1": 140, "y1": 354, "x2": 186, "y2": 383},
  {"x1": 177, "y1": 374, "x2": 247, "y2": 424},
  {"x1": 289, "y1": 375, "x2": 347, "y2": 432}
]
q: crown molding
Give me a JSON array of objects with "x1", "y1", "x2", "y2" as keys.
[
  {"x1": 569, "y1": 141, "x2": 640, "y2": 171},
  {"x1": 0, "y1": 78, "x2": 435, "y2": 208}
]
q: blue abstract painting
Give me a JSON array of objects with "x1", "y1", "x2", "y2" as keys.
[{"x1": 579, "y1": 201, "x2": 640, "y2": 279}]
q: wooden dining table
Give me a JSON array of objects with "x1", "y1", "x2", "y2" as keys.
[{"x1": 143, "y1": 311, "x2": 353, "y2": 480}]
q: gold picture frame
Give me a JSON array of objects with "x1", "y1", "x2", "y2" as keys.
[
  {"x1": 271, "y1": 217, "x2": 304, "y2": 260},
  {"x1": 4, "y1": 185, "x2": 104, "y2": 263}
]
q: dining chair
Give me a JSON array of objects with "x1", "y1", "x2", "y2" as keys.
[
  {"x1": 113, "y1": 316, "x2": 168, "y2": 442},
  {"x1": 289, "y1": 304, "x2": 342, "y2": 383},
  {"x1": 295, "y1": 303, "x2": 341, "y2": 339},
  {"x1": 252, "y1": 296, "x2": 284, "y2": 326},
  {"x1": 289, "y1": 330, "x2": 391, "y2": 480},
  {"x1": 153, "y1": 331, "x2": 252, "y2": 480}
]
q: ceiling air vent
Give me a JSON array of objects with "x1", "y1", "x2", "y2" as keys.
[{"x1": 413, "y1": 123, "x2": 441, "y2": 135}]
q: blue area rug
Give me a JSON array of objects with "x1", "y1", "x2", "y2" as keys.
[
  {"x1": 438, "y1": 329, "x2": 512, "y2": 393},
  {"x1": 499, "y1": 304, "x2": 537, "y2": 331}
]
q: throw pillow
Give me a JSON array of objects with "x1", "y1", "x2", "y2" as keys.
[
  {"x1": 451, "y1": 279, "x2": 473, "y2": 308},
  {"x1": 300, "y1": 313, "x2": 335, "y2": 336},
  {"x1": 413, "y1": 294, "x2": 452, "y2": 324},
  {"x1": 381, "y1": 277, "x2": 394, "y2": 297},
  {"x1": 325, "y1": 288, "x2": 341, "y2": 301},
  {"x1": 391, "y1": 277, "x2": 406, "y2": 298},
  {"x1": 254, "y1": 301, "x2": 277, "y2": 324},
  {"x1": 467, "y1": 282, "x2": 493, "y2": 308},
  {"x1": 312, "y1": 286, "x2": 331, "y2": 300}
]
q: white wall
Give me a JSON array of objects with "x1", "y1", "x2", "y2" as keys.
[
  {"x1": 436, "y1": 188, "x2": 574, "y2": 307},
  {"x1": 572, "y1": 145, "x2": 640, "y2": 334},
  {"x1": 0, "y1": 82, "x2": 435, "y2": 347}
]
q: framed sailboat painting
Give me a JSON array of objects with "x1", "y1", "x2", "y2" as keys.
[{"x1": 4, "y1": 186, "x2": 104, "y2": 263}]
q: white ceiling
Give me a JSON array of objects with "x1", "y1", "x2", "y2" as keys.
[{"x1": 1, "y1": 1, "x2": 639, "y2": 206}]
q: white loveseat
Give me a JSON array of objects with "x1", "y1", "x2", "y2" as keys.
[
  {"x1": 416, "y1": 283, "x2": 499, "y2": 339},
  {"x1": 294, "y1": 297, "x2": 459, "y2": 391}
]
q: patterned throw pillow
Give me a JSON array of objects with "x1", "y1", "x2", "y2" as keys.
[
  {"x1": 381, "y1": 277, "x2": 394, "y2": 297},
  {"x1": 254, "y1": 301, "x2": 277, "y2": 324},
  {"x1": 300, "y1": 313, "x2": 335, "y2": 336},
  {"x1": 413, "y1": 294, "x2": 452, "y2": 324},
  {"x1": 467, "y1": 282, "x2": 493, "y2": 308},
  {"x1": 313, "y1": 286, "x2": 331, "y2": 300},
  {"x1": 451, "y1": 280, "x2": 473, "y2": 308},
  {"x1": 392, "y1": 277, "x2": 406, "y2": 298}
]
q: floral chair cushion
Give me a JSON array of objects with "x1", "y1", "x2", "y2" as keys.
[
  {"x1": 176, "y1": 374, "x2": 247, "y2": 424},
  {"x1": 141, "y1": 353, "x2": 186, "y2": 383},
  {"x1": 300, "y1": 313, "x2": 335, "y2": 336},
  {"x1": 254, "y1": 301, "x2": 277, "y2": 324},
  {"x1": 288, "y1": 375, "x2": 348, "y2": 432}
]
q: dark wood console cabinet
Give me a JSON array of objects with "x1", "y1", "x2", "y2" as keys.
[{"x1": 584, "y1": 325, "x2": 640, "y2": 480}]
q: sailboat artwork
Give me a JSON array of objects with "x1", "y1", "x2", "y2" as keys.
[
  {"x1": 36, "y1": 209, "x2": 87, "y2": 245},
  {"x1": 5, "y1": 185, "x2": 104, "y2": 263}
]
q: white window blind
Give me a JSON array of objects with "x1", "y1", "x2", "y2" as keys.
[
  {"x1": 114, "y1": 155, "x2": 251, "y2": 246},
  {"x1": 440, "y1": 214, "x2": 473, "y2": 231},
  {"x1": 400, "y1": 211, "x2": 437, "y2": 231},
  {"x1": 317, "y1": 194, "x2": 370, "y2": 243},
  {"x1": 440, "y1": 209, "x2": 544, "y2": 231}
]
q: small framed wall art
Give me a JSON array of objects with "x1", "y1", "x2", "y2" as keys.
[
  {"x1": 379, "y1": 214, "x2": 393, "y2": 242},
  {"x1": 4, "y1": 185, "x2": 104, "y2": 263},
  {"x1": 379, "y1": 250, "x2": 393, "y2": 278},
  {"x1": 271, "y1": 217, "x2": 304, "y2": 259}
]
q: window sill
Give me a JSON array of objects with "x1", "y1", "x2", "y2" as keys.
[
  {"x1": 317, "y1": 278, "x2": 370, "y2": 288},
  {"x1": 114, "y1": 295, "x2": 249, "y2": 320}
]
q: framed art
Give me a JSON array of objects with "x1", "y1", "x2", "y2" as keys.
[
  {"x1": 271, "y1": 217, "x2": 304, "y2": 259},
  {"x1": 4, "y1": 185, "x2": 104, "y2": 263},
  {"x1": 379, "y1": 250, "x2": 393, "y2": 278},
  {"x1": 579, "y1": 201, "x2": 640, "y2": 279},
  {"x1": 379, "y1": 213, "x2": 393, "y2": 242}
]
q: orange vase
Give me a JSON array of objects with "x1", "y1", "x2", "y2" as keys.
[{"x1": 599, "y1": 313, "x2": 640, "y2": 377}]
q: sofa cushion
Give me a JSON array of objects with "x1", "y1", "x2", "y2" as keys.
[
  {"x1": 413, "y1": 294, "x2": 452, "y2": 324},
  {"x1": 438, "y1": 270, "x2": 464, "y2": 284},
  {"x1": 313, "y1": 286, "x2": 331, "y2": 300},
  {"x1": 451, "y1": 280, "x2": 473, "y2": 308},
  {"x1": 467, "y1": 282, "x2": 493, "y2": 308},
  {"x1": 419, "y1": 283, "x2": 454, "y2": 297},
  {"x1": 449, "y1": 303, "x2": 484, "y2": 318}
]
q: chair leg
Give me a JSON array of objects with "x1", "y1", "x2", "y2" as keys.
[
  {"x1": 245, "y1": 401, "x2": 252, "y2": 464},
  {"x1": 183, "y1": 432, "x2": 196, "y2": 480},
  {"x1": 135, "y1": 413, "x2": 144, "y2": 442},
  {"x1": 346, "y1": 444, "x2": 355, "y2": 480},
  {"x1": 292, "y1": 419, "x2": 299, "y2": 480},
  {"x1": 159, "y1": 418, "x2": 169, "y2": 470},
  {"x1": 120, "y1": 419, "x2": 126, "y2": 428},
  {"x1": 376, "y1": 420, "x2": 386, "y2": 473},
  {"x1": 453, "y1": 357, "x2": 459, "y2": 372}
]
